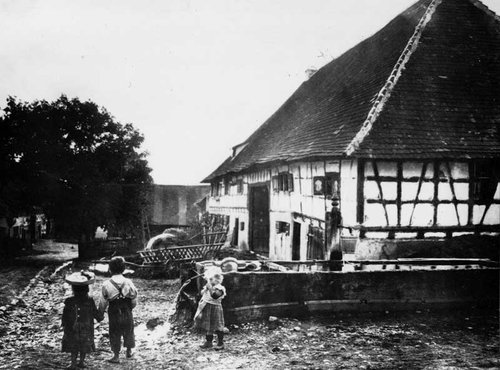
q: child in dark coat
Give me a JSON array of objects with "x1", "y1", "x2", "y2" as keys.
[
  {"x1": 62, "y1": 281, "x2": 103, "y2": 369},
  {"x1": 193, "y1": 266, "x2": 226, "y2": 350},
  {"x1": 99, "y1": 256, "x2": 138, "y2": 363}
]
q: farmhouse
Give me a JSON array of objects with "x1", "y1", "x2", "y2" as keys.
[{"x1": 203, "y1": 0, "x2": 500, "y2": 260}]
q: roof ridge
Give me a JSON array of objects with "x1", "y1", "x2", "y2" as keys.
[
  {"x1": 345, "y1": 0, "x2": 443, "y2": 156},
  {"x1": 468, "y1": 0, "x2": 500, "y2": 22}
]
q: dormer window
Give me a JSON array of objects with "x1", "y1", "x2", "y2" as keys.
[{"x1": 232, "y1": 142, "x2": 248, "y2": 159}]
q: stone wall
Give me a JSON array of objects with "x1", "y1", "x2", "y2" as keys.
[
  {"x1": 219, "y1": 268, "x2": 499, "y2": 323},
  {"x1": 354, "y1": 234, "x2": 500, "y2": 261}
]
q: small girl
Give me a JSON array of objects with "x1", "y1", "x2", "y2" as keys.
[
  {"x1": 193, "y1": 266, "x2": 227, "y2": 350},
  {"x1": 99, "y1": 256, "x2": 138, "y2": 363},
  {"x1": 62, "y1": 272, "x2": 103, "y2": 369}
]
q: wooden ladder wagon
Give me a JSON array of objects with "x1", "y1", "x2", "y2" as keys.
[{"x1": 137, "y1": 229, "x2": 228, "y2": 265}]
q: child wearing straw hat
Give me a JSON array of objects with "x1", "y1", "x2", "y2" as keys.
[
  {"x1": 193, "y1": 266, "x2": 227, "y2": 350},
  {"x1": 62, "y1": 271, "x2": 103, "y2": 369}
]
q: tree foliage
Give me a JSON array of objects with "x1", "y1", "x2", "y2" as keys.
[{"x1": 0, "y1": 95, "x2": 152, "y2": 241}]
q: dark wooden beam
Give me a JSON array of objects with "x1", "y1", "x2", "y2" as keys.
[{"x1": 356, "y1": 159, "x2": 365, "y2": 224}]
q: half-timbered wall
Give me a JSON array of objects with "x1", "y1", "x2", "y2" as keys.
[
  {"x1": 360, "y1": 160, "x2": 500, "y2": 238},
  {"x1": 208, "y1": 158, "x2": 499, "y2": 260},
  {"x1": 207, "y1": 160, "x2": 352, "y2": 260}
]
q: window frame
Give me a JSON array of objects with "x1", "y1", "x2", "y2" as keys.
[{"x1": 272, "y1": 172, "x2": 294, "y2": 193}]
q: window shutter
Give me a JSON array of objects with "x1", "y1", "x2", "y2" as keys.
[
  {"x1": 288, "y1": 173, "x2": 294, "y2": 192},
  {"x1": 272, "y1": 176, "x2": 279, "y2": 192},
  {"x1": 236, "y1": 179, "x2": 243, "y2": 194}
]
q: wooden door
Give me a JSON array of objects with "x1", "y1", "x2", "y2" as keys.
[{"x1": 249, "y1": 185, "x2": 270, "y2": 256}]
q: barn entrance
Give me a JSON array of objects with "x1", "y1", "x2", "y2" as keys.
[{"x1": 249, "y1": 184, "x2": 270, "y2": 256}]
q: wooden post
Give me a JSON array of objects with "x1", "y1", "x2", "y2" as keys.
[
  {"x1": 328, "y1": 195, "x2": 342, "y2": 260},
  {"x1": 356, "y1": 160, "x2": 365, "y2": 224}
]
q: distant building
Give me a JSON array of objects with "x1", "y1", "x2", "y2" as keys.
[
  {"x1": 9, "y1": 215, "x2": 46, "y2": 241},
  {"x1": 204, "y1": 0, "x2": 500, "y2": 260},
  {"x1": 147, "y1": 184, "x2": 210, "y2": 235}
]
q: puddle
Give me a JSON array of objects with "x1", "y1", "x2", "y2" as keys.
[{"x1": 135, "y1": 322, "x2": 171, "y2": 349}]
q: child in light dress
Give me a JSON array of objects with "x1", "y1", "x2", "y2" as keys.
[{"x1": 193, "y1": 266, "x2": 226, "y2": 350}]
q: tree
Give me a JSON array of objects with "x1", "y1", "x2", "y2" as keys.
[{"x1": 0, "y1": 95, "x2": 152, "y2": 243}]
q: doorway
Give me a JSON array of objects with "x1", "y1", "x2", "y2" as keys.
[
  {"x1": 232, "y1": 217, "x2": 239, "y2": 246},
  {"x1": 292, "y1": 222, "x2": 301, "y2": 260},
  {"x1": 249, "y1": 185, "x2": 270, "y2": 256}
]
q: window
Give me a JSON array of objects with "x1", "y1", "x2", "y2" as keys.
[
  {"x1": 275, "y1": 221, "x2": 289, "y2": 234},
  {"x1": 272, "y1": 173, "x2": 294, "y2": 192},
  {"x1": 313, "y1": 177, "x2": 324, "y2": 195},
  {"x1": 313, "y1": 173, "x2": 340, "y2": 197},
  {"x1": 211, "y1": 181, "x2": 222, "y2": 197},
  {"x1": 326, "y1": 173, "x2": 340, "y2": 197},
  {"x1": 236, "y1": 179, "x2": 244, "y2": 195},
  {"x1": 224, "y1": 178, "x2": 230, "y2": 195},
  {"x1": 473, "y1": 161, "x2": 499, "y2": 205}
]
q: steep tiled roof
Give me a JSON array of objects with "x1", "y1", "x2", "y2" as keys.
[{"x1": 204, "y1": 0, "x2": 500, "y2": 181}]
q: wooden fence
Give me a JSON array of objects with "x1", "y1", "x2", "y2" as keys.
[{"x1": 138, "y1": 243, "x2": 224, "y2": 264}]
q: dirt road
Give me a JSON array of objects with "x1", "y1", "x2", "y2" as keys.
[{"x1": 0, "y1": 263, "x2": 498, "y2": 370}]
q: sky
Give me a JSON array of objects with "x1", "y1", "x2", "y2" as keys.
[{"x1": 1, "y1": 0, "x2": 499, "y2": 185}]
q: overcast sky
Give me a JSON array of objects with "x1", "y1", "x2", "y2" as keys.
[{"x1": 1, "y1": 0, "x2": 499, "y2": 185}]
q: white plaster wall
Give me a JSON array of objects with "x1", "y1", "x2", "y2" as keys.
[
  {"x1": 207, "y1": 172, "x2": 253, "y2": 250},
  {"x1": 362, "y1": 160, "x2": 500, "y2": 230},
  {"x1": 473, "y1": 204, "x2": 500, "y2": 225},
  {"x1": 340, "y1": 159, "x2": 358, "y2": 235},
  {"x1": 208, "y1": 159, "x2": 499, "y2": 259},
  {"x1": 207, "y1": 160, "x2": 349, "y2": 260}
]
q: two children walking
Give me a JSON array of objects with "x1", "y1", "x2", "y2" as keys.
[
  {"x1": 62, "y1": 257, "x2": 137, "y2": 368},
  {"x1": 62, "y1": 257, "x2": 228, "y2": 368}
]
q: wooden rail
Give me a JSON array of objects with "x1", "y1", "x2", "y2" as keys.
[{"x1": 355, "y1": 224, "x2": 500, "y2": 238}]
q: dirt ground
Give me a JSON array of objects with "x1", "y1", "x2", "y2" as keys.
[
  {"x1": 19, "y1": 240, "x2": 79, "y2": 264},
  {"x1": 0, "y1": 262, "x2": 498, "y2": 370},
  {"x1": 0, "y1": 266, "x2": 41, "y2": 306}
]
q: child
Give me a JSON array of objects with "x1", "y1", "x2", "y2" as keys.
[
  {"x1": 99, "y1": 256, "x2": 138, "y2": 364},
  {"x1": 62, "y1": 272, "x2": 103, "y2": 369},
  {"x1": 193, "y1": 266, "x2": 227, "y2": 350}
]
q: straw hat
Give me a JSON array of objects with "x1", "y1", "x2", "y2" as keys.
[
  {"x1": 203, "y1": 266, "x2": 223, "y2": 280},
  {"x1": 65, "y1": 271, "x2": 95, "y2": 286}
]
